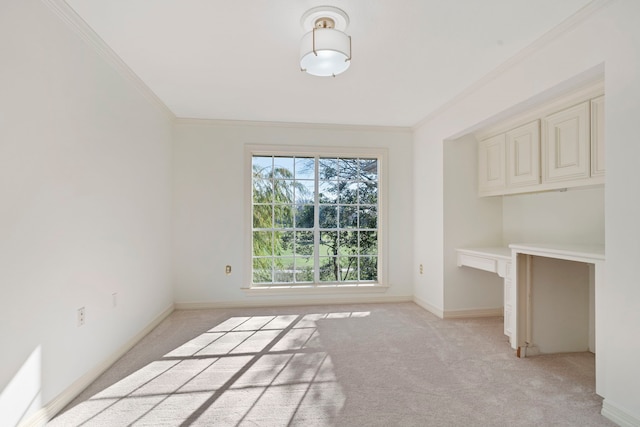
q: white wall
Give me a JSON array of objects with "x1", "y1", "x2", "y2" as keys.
[
  {"x1": 172, "y1": 121, "x2": 414, "y2": 306},
  {"x1": 0, "y1": 0, "x2": 173, "y2": 424},
  {"x1": 413, "y1": 0, "x2": 640, "y2": 422},
  {"x1": 443, "y1": 135, "x2": 503, "y2": 314},
  {"x1": 412, "y1": 125, "x2": 445, "y2": 314},
  {"x1": 502, "y1": 186, "x2": 605, "y2": 245}
]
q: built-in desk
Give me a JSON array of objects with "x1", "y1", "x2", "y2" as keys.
[
  {"x1": 457, "y1": 243, "x2": 606, "y2": 396},
  {"x1": 456, "y1": 247, "x2": 515, "y2": 340},
  {"x1": 457, "y1": 245, "x2": 605, "y2": 348},
  {"x1": 456, "y1": 247, "x2": 511, "y2": 277}
]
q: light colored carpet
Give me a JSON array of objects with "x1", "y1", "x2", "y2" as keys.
[{"x1": 49, "y1": 302, "x2": 614, "y2": 426}]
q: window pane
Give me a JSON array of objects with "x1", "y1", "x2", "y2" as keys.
[
  {"x1": 338, "y1": 182, "x2": 358, "y2": 204},
  {"x1": 319, "y1": 205, "x2": 337, "y2": 228},
  {"x1": 273, "y1": 157, "x2": 294, "y2": 178},
  {"x1": 253, "y1": 231, "x2": 272, "y2": 256},
  {"x1": 253, "y1": 157, "x2": 273, "y2": 178},
  {"x1": 295, "y1": 231, "x2": 314, "y2": 256},
  {"x1": 360, "y1": 257, "x2": 378, "y2": 281},
  {"x1": 253, "y1": 179, "x2": 272, "y2": 203},
  {"x1": 295, "y1": 157, "x2": 315, "y2": 180},
  {"x1": 295, "y1": 205, "x2": 314, "y2": 228},
  {"x1": 295, "y1": 264, "x2": 314, "y2": 282},
  {"x1": 274, "y1": 231, "x2": 293, "y2": 254},
  {"x1": 295, "y1": 180, "x2": 315, "y2": 204},
  {"x1": 273, "y1": 179, "x2": 295, "y2": 203},
  {"x1": 319, "y1": 158, "x2": 338, "y2": 180},
  {"x1": 319, "y1": 181, "x2": 337, "y2": 204},
  {"x1": 340, "y1": 257, "x2": 359, "y2": 281},
  {"x1": 358, "y1": 181, "x2": 378, "y2": 204},
  {"x1": 295, "y1": 251, "x2": 314, "y2": 282},
  {"x1": 359, "y1": 231, "x2": 378, "y2": 255},
  {"x1": 319, "y1": 231, "x2": 338, "y2": 257},
  {"x1": 359, "y1": 206, "x2": 378, "y2": 229},
  {"x1": 274, "y1": 205, "x2": 293, "y2": 228},
  {"x1": 319, "y1": 257, "x2": 338, "y2": 282},
  {"x1": 360, "y1": 158, "x2": 378, "y2": 180},
  {"x1": 338, "y1": 158, "x2": 358, "y2": 180},
  {"x1": 274, "y1": 257, "x2": 294, "y2": 283},
  {"x1": 339, "y1": 231, "x2": 358, "y2": 256},
  {"x1": 253, "y1": 205, "x2": 272, "y2": 228},
  {"x1": 339, "y1": 206, "x2": 358, "y2": 228},
  {"x1": 253, "y1": 258, "x2": 272, "y2": 283}
]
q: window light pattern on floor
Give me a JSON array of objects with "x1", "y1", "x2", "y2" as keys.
[{"x1": 50, "y1": 311, "x2": 370, "y2": 426}]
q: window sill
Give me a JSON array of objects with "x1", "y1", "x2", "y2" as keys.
[{"x1": 241, "y1": 284, "x2": 390, "y2": 296}]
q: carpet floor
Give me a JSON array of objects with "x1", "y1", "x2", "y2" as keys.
[{"x1": 49, "y1": 302, "x2": 614, "y2": 426}]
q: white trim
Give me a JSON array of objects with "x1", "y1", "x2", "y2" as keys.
[
  {"x1": 601, "y1": 400, "x2": 640, "y2": 427},
  {"x1": 443, "y1": 307, "x2": 503, "y2": 319},
  {"x1": 412, "y1": 0, "x2": 612, "y2": 131},
  {"x1": 40, "y1": 0, "x2": 175, "y2": 120},
  {"x1": 21, "y1": 304, "x2": 175, "y2": 427},
  {"x1": 175, "y1": 295, "x2": 412, "y2": 310},
  {"x1": 413, "y1": 297, "x2": 504, "y2": 320},
  {"x1": 413, "y1": 296, "x2": 444, "y2": 319},
  {"x1": 241, "y1": 284, "x2": 389, "y2": 296},
  {"x1": 174, "y1": 117, "x2": 412, "y2": 134}
]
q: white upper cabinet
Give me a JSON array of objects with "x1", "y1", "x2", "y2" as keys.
[
  {"x1": 478, "y1": 133, "x2": 506, "y2": 193},
  {"x1": 476, "y1": 82, "x2": 604, "y2": 197},
  {"x1": 542, "y1": 101, "x2": 590, "y2": 183},
  {"x1": 506, "y1": 120, "x2": 540, "y2": 188},
  {"x1": 591, "y1": 95, "x2": 605, "y2": 177}
]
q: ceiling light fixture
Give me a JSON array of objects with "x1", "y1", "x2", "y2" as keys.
[{"x1": 300, "y1": 6, "x2": 351, "y2": 77}]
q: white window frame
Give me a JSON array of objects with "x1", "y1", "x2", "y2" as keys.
[{"x1": 243, "y1": 144, "x2": 389, "y2": 293}]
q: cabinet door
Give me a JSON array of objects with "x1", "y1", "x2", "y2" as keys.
[
  {"x1": 542, "y1": 101, "x2": 590, "y2": 183},
  {"x1": 591, "y1": 96, "x2": 605, "y2": 177},
  {"x1": 506, "y1": 120, "x2": 540, "y2": 188},
  {"x1": 478, "y1": 133, "x2": 506, "y2": 193}
]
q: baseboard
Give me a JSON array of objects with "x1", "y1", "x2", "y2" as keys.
[
  {"x1": 443, "y1": 307, "x2": 503, "y2": 319},
  {"x1": 175, "y1": 295, "x2": 413, "y2": 310},
  {"x1": 21, "y1": 303, "x2": 175, "y2": 427},
  {"x1": 602, "y1": 399, "x2": 640, "y2": 427},
  {"x1": 411, "y1": 299, "x2": 502, "y2": 320},
  {"x1": 413, "y1": 296, "x2": 444, "y2": 318}
]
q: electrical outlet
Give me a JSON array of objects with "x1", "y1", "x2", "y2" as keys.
[
  {"x1": 77, "y1": 307, "x2": 86, "y2": 327},
  {"x1": 419, "y1": 264, "x2": 424, "y2": 274},
  {"x1": 225, "y1": 265, "x2": 232, "y2": 275}
]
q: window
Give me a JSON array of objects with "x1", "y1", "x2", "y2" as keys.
[{"x1": 248, "y1": 146, "x2": 385, "y2": 288}]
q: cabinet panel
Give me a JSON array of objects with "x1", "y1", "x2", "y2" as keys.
[
  {"x1": 542, "y1": 102, "x2": 590, "y2": 183},
  {"x1": 478, "y1": 134, "x2": 506, "y2": 193},
  {"x1": 506, "y1": 120, "x2": 540, "y2": 188},
  {"x1": 591, "y1": 96, "x2": 605, "y2": 177}
]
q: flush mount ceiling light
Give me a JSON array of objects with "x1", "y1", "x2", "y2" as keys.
[{"x1": 300, "y1": 6, "x2": 351, "y2": 77}]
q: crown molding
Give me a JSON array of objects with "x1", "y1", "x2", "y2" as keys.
[
  {"x1": 174, "y1": 117, "x2": 412, "y2": 134},
  {"x1": 40, "y1": 0, "x2": 176, "y2": 120},
  {"x1": 413, "y1": 0, "x2": 613, "y2": 131}
]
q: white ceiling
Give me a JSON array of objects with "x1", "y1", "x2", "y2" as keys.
[{"x1": 64, "y1": 0, "x2": 594, "y2": 127}]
